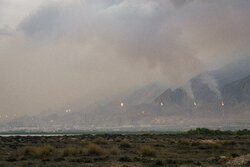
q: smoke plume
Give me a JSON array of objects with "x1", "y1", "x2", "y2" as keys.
[
  {"x1": 0, "y1": 0, "x2": 250, "y2": 116},
  {"x1": 200, "y1": 74, "x2": 222, "y2": 100}
]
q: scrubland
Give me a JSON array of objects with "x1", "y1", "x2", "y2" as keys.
[{"x1": 0, "y1": 129, "x2": 249, "y2": 167}]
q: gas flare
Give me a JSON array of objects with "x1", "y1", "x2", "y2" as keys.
[
  {"x1": 120, "y1": 102, "x2": 124, "y2": 108},
  {"x1": 222, "y1": 101, "x2": 225, "y2": 106},
  {"x1": 160, "y1": 102, "x2": 164, "y2": 107},
  {"x1": 65, "y1": 109, "x2": 71, "y2": 113},
  {"x1": 194, "y1": 101, "x2": 197, "y2": 106}
]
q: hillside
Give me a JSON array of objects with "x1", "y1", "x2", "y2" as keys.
[{"x1": 1, "y1": 72, "x2": 250, "y2": 131}]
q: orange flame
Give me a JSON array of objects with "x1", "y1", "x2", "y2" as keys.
[
  {"x1": 194, "y1": 101, "x2": 197, "y2": 106},
  {"x1": 65, "y1": 109, "x2": 71, "y2": 113},
  {"x1": 222, "y1": 101, "x2": 224, "y2": 106}
]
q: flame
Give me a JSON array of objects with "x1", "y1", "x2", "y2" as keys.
[
  {"x1": 222, "y1": 101, "x2": 224, "y2": 106},
  {"x1": 160, "y1": 102, "x2": 164, "y2": 107},
  {"x1": 194, "y1": 101, "x2": 197, "y2": 106},
  {"x1": 120, "y1": 102, "x2": 124, "y2": 108},
  {"x1": 65, "y1": 109, "x2": 72, "y2": 113}
]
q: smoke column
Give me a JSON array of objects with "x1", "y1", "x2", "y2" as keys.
[{"x1": 200, "y1": 73, "x2": 222, "y2": 100}]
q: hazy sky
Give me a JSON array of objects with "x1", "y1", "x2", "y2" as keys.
[{"x1": 0, "y1": 0, "x2": 250, "y2": 116}]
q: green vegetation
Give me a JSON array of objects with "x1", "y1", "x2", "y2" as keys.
[{"x1": 187, "y1": 128, "x2": 250, "y2": 135}]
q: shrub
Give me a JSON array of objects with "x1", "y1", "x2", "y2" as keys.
[
  {"x1": 179, "y1": 138, "x2": 190, "y2": 146},
  {"x1": 61, "y1": 147, "x2": 79, "y2": 157},
  {"x1": 36, "y1": 145, "x2": 54, "y2": 157},
  {"x1": 187, "y1": 128, "x2": 236, "y2": 135},
  {"x1": 80, "y1": 139, "x2": 88, "y2": 145},
  {"x1": 155, "y1": 159, "x2": 164, "y2": 165},
  {"x1": 212, "y1": 143, "x2": 222, "y2": 149},
  {"x1": 47, "y1": 138, "x2": 55, "y2": 143},
  {"x1": 109, "y1": 146, "x2": 120, "y2": 155},
  {"x1": 245, "y1": 139, "x2": 250, "y2": 145},
  {"x1": 94, "y1": 137, "x2": 108, "y2": 145},
  {"x1": 222, "y1": 140, "x2": 237, "y2": 146},
  {"x1": 191, "y1": 141, "x2": 200, "y2": 146},
  {"x1": 115, "y1": 137, "x2": 122, "y2": 142},
  {"x1": 22, "y1": 146, "x2": 36, "y2": 157},
  {"x1": 84, "y1": 143, "x2": 104, "y2": 156},
  {"x1": 119, "y1": 156, "x2": 132, "y2": 162},
  {"x1": 120, "y1": 139, "x2": 131, "y2": 148},
  {"x1": 165, "y1": 159, "x2": 177, "y2": 164},
  {"x1": 231, "y1": 153, "x2": 239, "y2": 158},
  {"x1": 140, "y1": 145, "x2": 156, "y2": 157},
  {"x1": 22, "y1": 145, "x2": 54, "y2": 158},
  {"x1": 236, "y1": 129, "x2": 250, "y2": 135}
]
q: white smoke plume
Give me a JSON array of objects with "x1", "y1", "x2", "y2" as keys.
[
  {"x1": 200, "y1": 74, "x2": 222, "y2": 100},
  {"x1": 182, "y1": 80, "x2": 195, "y2": 100},
  {"x1": 0, "y1": 0, "x2": 250, "y2": 116}
]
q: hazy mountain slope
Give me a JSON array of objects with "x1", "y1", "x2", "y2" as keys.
[
  {"x1": 124, "y1": 84, "x2": 166, "y2": 106},
  {"x1": 2, "y1": 63, "x2": 250, "y2": 131},
  {"x1": 222, "y1": 75, "x2": 250, "y2": 103},
  {"x1": 212, "y1": 56, "x2": 250, "y2": 86},
  {"x1": 153, "y1": 74, "x2": 250, "y2": 118}
]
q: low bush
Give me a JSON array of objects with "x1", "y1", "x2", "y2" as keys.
[
  {"x1": 222, "y1": 140, "x2": 237, "y2": 146},
  {"x1": 22, "y1": 145, "x2": 54, "y2": 158},
  {"x1": 109, "y1": 146, "x2": 120, "y2": 155},
  {"x1": 80, "y1": 139, "x2": 88, "y2": 145},
  {"x1": 61, "y1": 147, "x2": 80, "y2": 157},
  {"x1": 140, "y1": 145, "x2": 156, "y2": 157},
  {"x1": 84, "y1": 143, "x2": 104, "y2": 156},
  {"x1": 120, "y1": 139, "x2": 131, "y2": 148},
  {"x1": 36, "y1": 145, "x2": 54, "y2": 157},
  {"x1": 212, "y1": 143, "x2": 223, "y2": 149},
  {"x1": 119, "y1": 156, "x2": 132, "y2": 162},
  {"x1": 187, "y1": 128, "x2": 234, "y2": 135},
  {"x1": 22, "y1": 146, "x2": 36, "y2": 157},
  {"x1": 187, "y1": 128, "x2": 250, "y2": 135},
  {"x1": 179, "y1": 138, "x2": 190, "y2": 146},
  {"x1": 236, "y1": 129, "x2": 250, "y2": 135},
  {"x1": 191, "y1": 141, "x2": 200, "y2": 146},
  {"x1": 115, "y1": 137, "x2": 122, "y2": 142},
  {"x1": 94, "y1": 137, "x2": 108, "y2": 145}
]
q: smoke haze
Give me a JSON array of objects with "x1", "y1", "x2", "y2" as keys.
[{"x1": 0, "y1": 0, "x2": 250, "y2": 116}]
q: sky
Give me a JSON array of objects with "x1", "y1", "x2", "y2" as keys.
[{"x1": 0, "y1": 0, "x2": 250, "y2": 116}]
